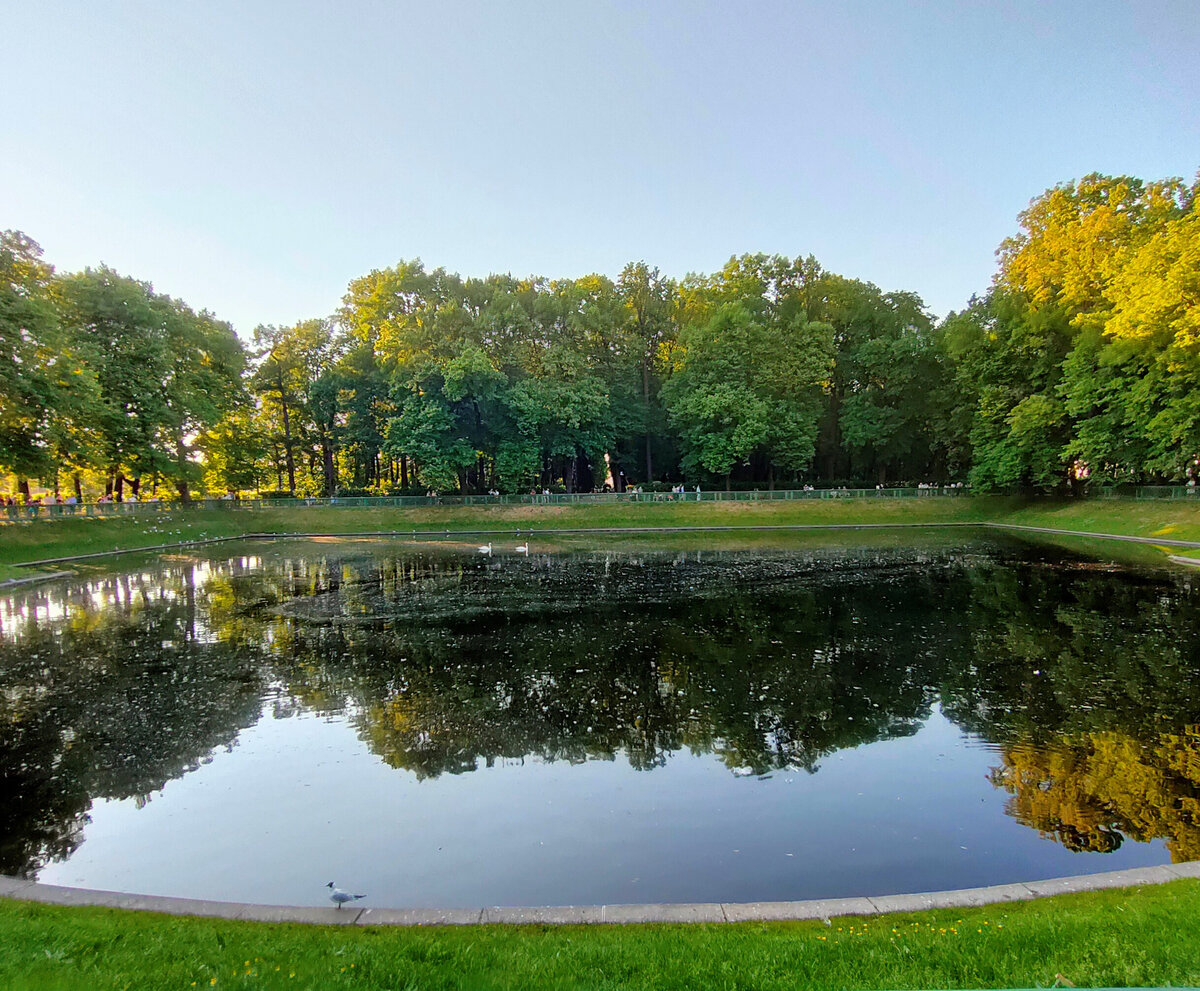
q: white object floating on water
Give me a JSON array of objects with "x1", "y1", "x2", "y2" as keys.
[{"x1": 478, "y1": 543, "x2": 492, "y2": 554}]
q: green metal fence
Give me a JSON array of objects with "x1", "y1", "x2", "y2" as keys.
[{"x1": 4, "y1": 482, "x2": 1195, "y2": 521}]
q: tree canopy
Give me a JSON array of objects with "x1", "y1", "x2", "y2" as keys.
[{"x1": 2, "y1": 169, "x2": 1197, "y2": 498}]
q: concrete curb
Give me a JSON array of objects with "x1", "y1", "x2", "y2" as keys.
[
  {"x1": 4, "y1": 863, "x2": 1199, "y2": 926},
  {"x1": 0, "y1": 570, "x2": 76, "y2": 590}
]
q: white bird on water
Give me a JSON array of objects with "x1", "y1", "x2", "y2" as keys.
[
  {"x1": 516, "y1": 544, "x2": 529, "y2": 554},
  {"x1": 326, "y1": 882, "x2": 365, "y2": 908},
  {"x1": 478, "y1": 542, "x2": 492, "y2": 554}
]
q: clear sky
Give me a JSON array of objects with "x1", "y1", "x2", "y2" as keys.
[{"x1": 4, "y1": 0, "x2": 1198, "y2": 337}]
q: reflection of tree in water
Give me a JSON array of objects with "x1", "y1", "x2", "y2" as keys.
[
  {"x1": 991, "y1": 729, "x2": 1200, "y2": 862},
  {"x1": 941, "y1": 560, "x2": 1200, "y2": 743},
  {"x1": 261, "y1": 549, "x2": 967, "y2": 778},
  {"x1": 3, "y1": 542, "x2": 1200, "y2": 877},
  {"x1": 0, "y1": 563, "x2": 267, "y2": 875},
  {"x1": 940, "y1": 558, "x2": 1200, "y2": 861}
]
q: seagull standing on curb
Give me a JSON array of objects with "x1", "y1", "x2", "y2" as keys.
[{"x1": 326, "y1": 882, "x2": 366, "y2": 908}]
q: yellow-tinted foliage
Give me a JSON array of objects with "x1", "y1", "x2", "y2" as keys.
[{"x1": 994, "y1": 727, "x2": 1200, "y2": 861}]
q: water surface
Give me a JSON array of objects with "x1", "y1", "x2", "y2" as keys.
[{"x1": 1, "y1": 536, "x2": 1197, "y2": 906}]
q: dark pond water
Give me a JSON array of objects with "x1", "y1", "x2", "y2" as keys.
[{"x1": 1, "y1": 535, "x2": 1198, "y2": 908}]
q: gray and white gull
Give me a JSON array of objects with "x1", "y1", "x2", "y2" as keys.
[{"x1": 326, "y1": 881, "x2": 366, "y2": 908}]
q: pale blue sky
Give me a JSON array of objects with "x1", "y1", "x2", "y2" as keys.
[{"x1": 4, "y1": 1, "x2": 1197, "y2": 336}]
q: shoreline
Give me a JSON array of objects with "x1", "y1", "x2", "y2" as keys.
[
  {"x1": 5, "y1": 863, "x2": 1199, "y2": 926},
  {"x1": 4, "y1": 519, "x2": 1200, "y2": 575}
]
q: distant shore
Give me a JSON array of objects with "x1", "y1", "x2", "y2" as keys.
[{"x1": 2, "y1": 496, "x2": 1199, "y2": 581}]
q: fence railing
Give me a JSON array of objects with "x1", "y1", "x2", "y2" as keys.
[
  {"x1": 3, "y1": 483, "x2": 1195, "y2": 521},
  {"x1": 4, "y1": 486, "x2": 968, "y2": 519},
  {"x1": 1093, "y1": 485, "x2": 1195, "y2": 500}
]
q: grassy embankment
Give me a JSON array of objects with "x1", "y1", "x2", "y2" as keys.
[
  {"x1": 2, "y1": 495, "x2": 1200, "y2": 581},
  {"x1": 2, "y1": 881, "x2": 1199, "y2": 990}
]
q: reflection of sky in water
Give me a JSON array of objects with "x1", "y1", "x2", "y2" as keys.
[
  {"x1": 3, "y1": 540, "x2": 1198, "y2": 906},
  {"x1": 35, "y1": 705, "x2": 1168, "y2": 907}
]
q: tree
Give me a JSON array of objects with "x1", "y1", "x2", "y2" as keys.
[
  {"x1": 57, "y1": 267, "x2": 244, "y2": 500},
  {"x1": 948, "y1": 174, "x2": 1196, "y2": 490},
  {"x1": 0, "y1": 232, "x2": 99, "y2": 497},
  {"x1": 617, "y1": 262, "x2": 676, "y2": 481},
  {"x1": 662, "y1": 302, "x2": 832, "y2": 488}
]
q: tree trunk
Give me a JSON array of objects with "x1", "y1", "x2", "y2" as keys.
[
  {"x1": 17, "y1": 477, "x2": 31, "y2": 501},
  {"x1": 176, "y1": 480, "x2": 192, "y2": 504},
  {"x1": 400, "y1": 454, "x2": 408, "y2": 489},
  {"x1": 73, "y1": 474, "x2": 83, "y2": 500},
  {"x1": 725, "y1": 473, "x2": 731, "y2": 493},
  {"x1": 130, "y1": 477, "x2": 141, "y2": 498},
  {"x1": 768, "y1": 464, "x2": 775, "y2": 491},
  {"x1": 322, "y1": 441, "x2": 336, "y2": 496},
  {"x1": 276, "y1": 366, "x2": 296, "y2": 494},
  {"x1": 115, "y1": 474, "x2": 125, "y2": 501},
  {"x1": 643, "y1": 356, "x2": 653, "y2": 481}
]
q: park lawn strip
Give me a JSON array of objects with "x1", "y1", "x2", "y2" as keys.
[
  {"x1": 1, "y1": 880, "x2": 1198, "y2": 990},
  {"x1": 1000, "y1": 498, "x2": 1200, "y2": 544},
  {"x1": 0, "y1": 498, "x2": 1001, "y2": 580},
  {"x1": 3, "y1": 496, "x2": 1200, "y2": 581}
]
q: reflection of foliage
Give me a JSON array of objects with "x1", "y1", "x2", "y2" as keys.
[
  {"x1": 3, "y1": 540, "x2": 1200, "y2": 877},
  {"x1": 263, "y1": 548, "x2": 967, "y2": 778},
  {"x1": 940, "y1": 558, "x2": 1200, "y2": 743},
  {"x1": 991, "y1": 729, "x2": 1200, "y2": 862},
  {"x1": 0, "y1": 564, "x2": 266, "y2": 875}
]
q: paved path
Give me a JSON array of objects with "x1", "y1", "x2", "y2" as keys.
[{"x1": 3, "y1": 863, "x2": 1199, "y2": 926}]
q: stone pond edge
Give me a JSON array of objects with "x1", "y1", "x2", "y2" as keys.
[{"x1": 3, "y1": 863, "x2": 1200, "y2": 926}]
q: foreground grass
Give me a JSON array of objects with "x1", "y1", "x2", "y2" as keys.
[{"x1": 2, "y1": 881, "x2": 1198, "y2": 990}]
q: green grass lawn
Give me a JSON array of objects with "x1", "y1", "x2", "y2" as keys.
[
  {"x1": 3, "y1": 495, "x2": 1200, "y2": 581},
  {"x1": 1001, "y1": 498, "x2": 1200, "y2": 544},
  {"x1": 0, "y1": 497, "x2": 999, "y2": 580},
  {"x1": 2, "y1": 880, "x2": 1197, "y2": 990}
]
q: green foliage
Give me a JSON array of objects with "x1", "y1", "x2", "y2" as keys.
[
  {"x1": 5, "y1": 169, "x2": 1199, "y2": 498},
  {"x1": 55, "y1": 266, "x2": 245, "y2": 498},
  {"x1": 958, "y1": 173, "x2": 1200, "y2": 490},
  {"x1": 0, "y1": 232, "x2": 100, "y2": 484}
]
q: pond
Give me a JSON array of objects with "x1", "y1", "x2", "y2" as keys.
[{"x1": 1, "y1": 534, "x2": 1198, "y2": 908}]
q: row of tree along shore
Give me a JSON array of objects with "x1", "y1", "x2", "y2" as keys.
[{"x1": 2, "y1": 172, "x2": 1197, "y2": 503}]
